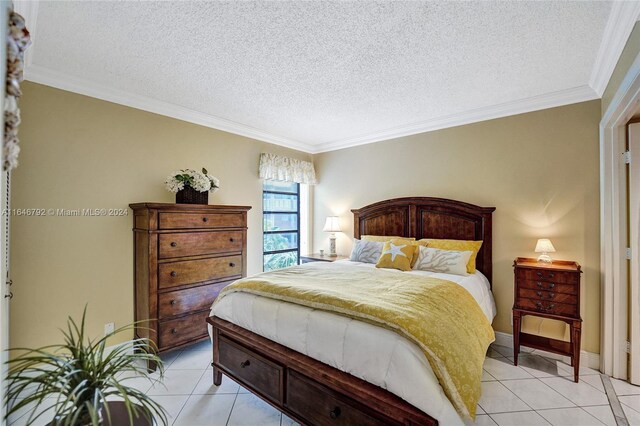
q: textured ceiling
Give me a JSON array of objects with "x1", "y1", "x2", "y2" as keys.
[{"x1": 25, "y1": 1, "x2": 618, "y2": 152}]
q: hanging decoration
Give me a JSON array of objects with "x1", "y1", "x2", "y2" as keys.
[{"x1": 4, "y1": 7, "x2": 30, "y2": 171}]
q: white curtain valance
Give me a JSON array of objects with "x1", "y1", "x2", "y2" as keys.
[{"x1": 259, "y1": 153, "x2": 317, "y2": 185}]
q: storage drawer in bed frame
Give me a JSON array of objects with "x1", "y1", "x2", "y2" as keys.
[{"x1": 208, "y1": 316, "x2": 438, "y2": 426}]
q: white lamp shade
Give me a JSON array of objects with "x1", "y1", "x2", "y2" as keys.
[
  {"x1": 535, "y1": 238, "x2": 556, "y2": 253},
  {"x1": 323, "y1": 216, "x2": 341, "y2": 233}
]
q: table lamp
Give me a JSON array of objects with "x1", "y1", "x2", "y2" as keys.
[
  {"x1": 535, "y1": 238, "x2": 556, "y2": 263},
  {"x1": 323, "y1": 216, "x2": 341, "y2": 257}
]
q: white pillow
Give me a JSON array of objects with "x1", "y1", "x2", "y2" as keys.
[
  {"x1": 350, "y1": 239, "x2": 384, "y2": 264},
  {"x1": 412, "y1": 246, "x2": 472, "y2": 276}
]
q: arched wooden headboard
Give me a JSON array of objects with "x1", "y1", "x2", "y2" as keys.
[{"x1": 351, "y1": 197, "x2": 496, "y2": 285}]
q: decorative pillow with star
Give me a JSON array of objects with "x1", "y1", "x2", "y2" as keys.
[{"x1": 375, "y1": 239, "x2": 417, "y2": 271}]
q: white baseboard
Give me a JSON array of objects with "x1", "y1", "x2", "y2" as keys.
[{"x1": 494, "y1": 331, "x2": 601, "y2": 370}]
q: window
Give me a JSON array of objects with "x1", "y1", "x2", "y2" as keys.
[{"x1": 263, "y1": 181, "x2": 300, "y2": 271}]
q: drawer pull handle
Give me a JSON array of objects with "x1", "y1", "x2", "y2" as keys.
[
  {"x1": 546, "y1": 304, "x2": 556, "y2": 311},
  {"x1": 536, "y1": 301, "x2": 542, "y2": 308},
  {"x1": 549, "y1": 293, "x2": 555, "y2": 299},
  {"x1": 536, "y1": 291, "x2": 542, "y2": 297},
  {"x1": 229, "y1": 262, "x2": 236, "y2": 267},
  {"x1": 170, "y1": 300, "x2": 177, "y2": 306},
  {"x1": 202, "y1": 217, "x2": 208, "y2": 222},
  {"x1": 549, "y1": 283, "x2": 555, "y2": 289},
  {"x1": 240, "y1": 360, "x2": 251, "y2": 368},
  {"x1": 171, "y1": 328, "x2": 178, "y2": 334},
  {"x1": 548, "y1": 273, "x2": 555, "y2": 278},
  {"x1": 170, "y1": 271, "x2": 177, "y2": 277},
  {"x1": 329, "y1": 407, "x2": 341, "y2": 419},
  {"x1": 170, "y1": 242, "x2": 177, "y2": 247},
  {"x1": 537, "y1": 272, "x2": 543, "y2": 277},
  {"x1": 536, "y1": 281, "x2": 543, "y2": 288}
]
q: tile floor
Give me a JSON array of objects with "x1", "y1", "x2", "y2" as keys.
[{"x1": 8, "y1": 340, "x2": 640, "y2": 426}]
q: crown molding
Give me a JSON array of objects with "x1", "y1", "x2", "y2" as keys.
[
  {"x1": 589, "y1": 1, "x2": 640, "y2": 97},
  {"x1": 314, "y1": 85, "x2": 599, "y2": 153},
  {"x1": 26, "y1": 63, "x2": 599, "y2": 155},
  {"x1": 25, "y1": 65, "x2": 317, "y2": 153},
  {"x1": 25, "y1": 64, "x2": 599, "y2": 155}
]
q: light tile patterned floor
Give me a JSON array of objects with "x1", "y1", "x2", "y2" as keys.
[{"x1": 8, "y1": 341, "x2": 639, "y2": 426}]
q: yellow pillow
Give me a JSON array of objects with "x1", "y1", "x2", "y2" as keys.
[
  {"x1": 418, "y1": 239, "x2": 483, "y2": 273},
  {"x1": 362, "y1": 235, "x2": 415, "y2": 243},
  {"x1": 375, "y1": 239, "x2": 417, "y2": 271}
]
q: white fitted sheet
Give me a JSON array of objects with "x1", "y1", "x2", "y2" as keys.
[{"x1": 210, "y1": 260, "x2": 496, "y2": 425}]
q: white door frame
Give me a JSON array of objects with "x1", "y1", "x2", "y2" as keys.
[
  {"x1": 629, "y1": 123, "x2": 640, "y2": 383},
  {"x1": 601, "y1": 51, "x2": 640, "y2": 379}
]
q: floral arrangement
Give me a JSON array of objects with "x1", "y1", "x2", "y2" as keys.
[{"x1": 165, "y1": 167, "x2": 220, "y2": 193}]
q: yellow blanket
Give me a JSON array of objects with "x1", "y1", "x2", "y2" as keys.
[{"x1": 214, "y1": 262, "x2": 494, "y2": 419}]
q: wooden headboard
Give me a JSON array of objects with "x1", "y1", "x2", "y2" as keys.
[{"x1": 351, "y1": 197, "x2": 496, "y2": 284}]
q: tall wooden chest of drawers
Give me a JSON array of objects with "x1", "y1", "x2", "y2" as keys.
[
  {"x1": 512, "y1": 257, "x2": 582, "y2": 382},
  {"x1": 130, "y1": 203, "x2": 251, "y2": 355}
]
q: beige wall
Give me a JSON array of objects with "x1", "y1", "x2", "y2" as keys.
[
  {"x1": 11, "y1": 82, "x2": 602, "y2": 355},
  {"x1": 11, "y1": 82, "x2": 311, "y2": 349},
  {"x1": 603, "y1": 22, "x2": 640, "y2": 115},
  {"x1": 312, "y1": 100, "x2": 601, "y2": 353}
]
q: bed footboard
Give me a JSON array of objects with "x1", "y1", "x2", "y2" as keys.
[{"x1": 207, "y1": 316, "x2": 438, "y2": 426}]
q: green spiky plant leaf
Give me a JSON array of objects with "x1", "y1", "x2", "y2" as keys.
[{"x1": 4, "y1": 307, "x2": 168, "y2": 425}]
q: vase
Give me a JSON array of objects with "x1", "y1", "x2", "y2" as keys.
[{"x1": 175, "y1": 186, "x2": 208, "y2": 204}]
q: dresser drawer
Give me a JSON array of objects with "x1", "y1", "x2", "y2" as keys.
[
  {"x1": 518, "y1": 288, "x2": 577, "y2": 305},
  {"x1": 159, "y1": 212, "x2": 245, "y2": 230},
  {"x1": 158, "y1": 281, "x2": 232, "y2": 319},
  {"x1": 286, "y1": 370, "x2": 387, "y2": 426},
  {"x1": 159, "y1": 231, "x2": 243, "y2": 259},
  {"x1": 218, "y1": 336, "x2": 283, "y2": 403},
  {"x1": 158, "y1": 255, "x2": 242, "y2": 289},
  {"x1": 516, "y1": 298, "x2": 578, "y2": 317},
  {"x1": 158, "y1": 310, "x2": 210, "y2": 349},
  {"x1": 517, "y1": 279, "x2": 577, "y2": 295},
  {"x1": 517, "y1": 269, "x2": 578, "y2": 284}
]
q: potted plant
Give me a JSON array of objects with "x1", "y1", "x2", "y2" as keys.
[
  {"x1": 165, "y1": 168, "x2": 220, "y2": 205},
  {"x1": 4, "y1": 308, "x2": 167, "y2": 426}
]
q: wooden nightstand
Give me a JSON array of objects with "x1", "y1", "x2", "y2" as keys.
[
  {"x1": 512, "y1": 257, "x2": 582, "y2": 382},
  {"x1": 300, "y1": 253, "x2": 349, "y2": 264}
]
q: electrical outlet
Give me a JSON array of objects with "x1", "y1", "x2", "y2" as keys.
[{"x1": 104, "y1": 322, "x2": 115, "y2": 336}]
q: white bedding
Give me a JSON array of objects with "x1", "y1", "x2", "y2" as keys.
[{"x1": 210, "y1": 260, "x2": 496, "y2": 425}]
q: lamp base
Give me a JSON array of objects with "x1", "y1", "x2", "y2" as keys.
[
  {"x1": 537, "y1": 253, "x2": 553, "y2": 263},
  {"x1": 329, "y1": 235, "x2": 337, "y2": 257}
]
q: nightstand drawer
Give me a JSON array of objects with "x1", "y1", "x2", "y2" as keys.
[
  {"x1": 517, "y1": 269, "x2": 578, "y2": 284},
  {"x1": 517, "y1": 298, "x2": 578, "y2": 317},
  {"x1": 518, "y1": 288, "x2": 577, "y2": 305},
  {"x1": 518, "y1": 279, "x2": 577, "y2": 295}
]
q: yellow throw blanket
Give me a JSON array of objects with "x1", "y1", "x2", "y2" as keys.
[{"x1": 214, "y1": 262, "x2": 494, "y2": 419}]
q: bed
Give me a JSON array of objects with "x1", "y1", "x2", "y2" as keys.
[{"x1": 207, "y1": 197, "x2": 496, "y2": 425}]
